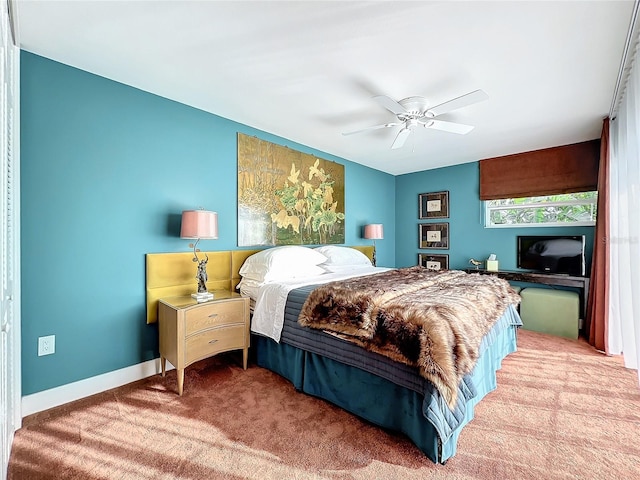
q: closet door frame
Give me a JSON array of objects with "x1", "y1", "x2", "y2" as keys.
[{"x1": 1, "y1": 0, "x2": 21, "y2": 477}]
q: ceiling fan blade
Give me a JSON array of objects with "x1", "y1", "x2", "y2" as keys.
[
  {"x1": 426, "y1": 89, "x2": 489, "y2": 117},
  {"x1": 342, "y1": 122, "x2": 402, "y2": 136},
  {"x1": 391, "y1": 127, "x2": 412, "y2": 149},
  {"x1": 425, "y1": 119, "x2": 474, "y2": 135},
  {"x1": 373, "y1": 95, "x2": 408, "y2": 115}
]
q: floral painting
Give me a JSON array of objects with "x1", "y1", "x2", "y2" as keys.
[{"x1": 237, "y1": 133, "x2": 345, "y2": 246}]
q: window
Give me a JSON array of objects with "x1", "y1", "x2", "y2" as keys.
[{"x1": 485, "y1": 192, "x2": 597, "y2": 228}]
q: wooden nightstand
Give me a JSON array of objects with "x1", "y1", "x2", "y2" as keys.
[{"x1": 158, "y1": 291, "x2": 250, "y2": 395}]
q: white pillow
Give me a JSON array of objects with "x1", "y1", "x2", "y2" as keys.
[
  {"x1": 239, "y1": 246, "x2": 327, "y2": 282},
  {"x1": 314, "y1": 246, "x2": 372, "y2": 266}
]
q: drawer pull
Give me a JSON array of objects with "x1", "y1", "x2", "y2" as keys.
[
  {"x1": 209, "y1": 339, "x2": 219, "y2": 345},
  {"x1": 208, "y1": 313, "x2": 218, "y2": 318}
]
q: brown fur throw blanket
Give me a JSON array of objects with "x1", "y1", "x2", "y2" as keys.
[{"x1": 298, "y1": 267, "x2": 521, "y2": 408}]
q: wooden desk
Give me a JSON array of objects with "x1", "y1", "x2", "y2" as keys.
[{"x1": 465, "y1": 269, "x2": 590, "y2": 320}]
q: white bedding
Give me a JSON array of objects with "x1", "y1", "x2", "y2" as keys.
[
  {"x1": 249, "y1": 265, "x2": 391, "y2": 342},
  {"x1": 238, "y1": 283, "x2": 260, "y2": 303}
]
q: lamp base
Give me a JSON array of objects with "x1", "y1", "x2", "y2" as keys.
[{"x1": 191, "y1": 292, "x2": 214, "y2": 303}]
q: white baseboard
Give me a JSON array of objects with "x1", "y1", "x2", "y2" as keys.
[{"x1": 21, "y1": 358, "x2": 175, "y2": 418}]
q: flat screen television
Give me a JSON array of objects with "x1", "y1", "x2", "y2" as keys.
[{"x1": 517, "y1": 235, "x2": 586, "y2": 276}]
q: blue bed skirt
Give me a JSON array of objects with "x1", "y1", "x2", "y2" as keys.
[{"x1": 253, "y1": 307, "x2": 519, "y2": 463}]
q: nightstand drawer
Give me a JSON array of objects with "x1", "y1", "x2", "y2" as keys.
[
  {"x1": 185, "y1": 325, "x2": 246, "y2": 364},
  {"x1": 185, "y1": 300, "x2": 245, "y2": 335}
]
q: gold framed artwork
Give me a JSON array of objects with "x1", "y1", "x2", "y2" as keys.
[
  {"x1": 419, "y1": 191, "x2": 449, "y2": 219},
  {"x1": 419, "y1": 222, "x2": 449, "y2": 249},
  {"x1": 237, "y1": 133, "x2": 345, "y2": 246},
  {"x1": 418, "y1": 254, "x2": 449, "y2": 271}
]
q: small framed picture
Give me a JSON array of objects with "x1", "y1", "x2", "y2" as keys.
[
  {"x1": 418, "y1": 254, "x2": 449, "y2": 271},
  {"x1": 419, "y1": 222, "x2": 449, "y2": 249},
  {"x1": 419, "y1": 191, "x2": 449, "y2": 219}
]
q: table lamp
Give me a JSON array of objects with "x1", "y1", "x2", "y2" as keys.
[
  {"x1": 363, "y1": 223, "x2": 384, "y2": 267},
  {"x1": 180, "y1": 209, "x2": 218, "y2": 301}
]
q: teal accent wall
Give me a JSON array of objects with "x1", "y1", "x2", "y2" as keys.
[
  {"x1": 20, "y1": 51, "x2": 395, "y2": 395},
  {"x1": 395, "y1": 161, "x2": 594, "y2": 271}
]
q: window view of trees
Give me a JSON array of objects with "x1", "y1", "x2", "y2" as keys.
[{"x1": 486, "y1": 192, "x2": 597, "y2": 227}]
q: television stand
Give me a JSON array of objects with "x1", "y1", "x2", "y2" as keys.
[{"x1": 465, "y1": 269, "x2": 590, "y2": 321}]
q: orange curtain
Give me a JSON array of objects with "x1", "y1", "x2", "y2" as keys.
[{"x1": 587, "y1": 118, "x2": 610, "y2": 351}]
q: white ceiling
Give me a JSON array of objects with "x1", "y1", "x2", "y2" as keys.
[{"x1": 14, "y1": 1, "x2": 635, "y2": 175}]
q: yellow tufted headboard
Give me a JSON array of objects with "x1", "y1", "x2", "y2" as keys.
[{"x1": 145, "y1": 246, "x2": 374, "y2": 323}]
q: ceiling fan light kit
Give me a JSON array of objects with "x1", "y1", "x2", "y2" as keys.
[{"x1": 343, "y1": 89, "x2": 489, "y2": 149}]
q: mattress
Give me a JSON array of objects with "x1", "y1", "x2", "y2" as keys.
[{"x1": 238, "y1": 283, "x2": 258, "y2": 311}]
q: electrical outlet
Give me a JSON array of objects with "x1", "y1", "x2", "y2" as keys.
[{"x1": 38, "y1": 335, "x2": 55, "y2": 356}]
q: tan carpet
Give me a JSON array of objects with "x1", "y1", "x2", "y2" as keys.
[{"x1": 8, "y1": 330, "x2": 640, "y2": 479}]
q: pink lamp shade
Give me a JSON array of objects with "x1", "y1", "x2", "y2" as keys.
[
  {"x1": 363, "y1": 224, "x2": 384, "y2": 240},
  {"x1": 180, "y1": 210, "x2": 219, "y2": 239}
]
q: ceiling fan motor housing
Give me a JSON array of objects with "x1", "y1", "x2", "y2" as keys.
[{"x1": 398, "y1": 97, "x2": 435, "y2": 120}]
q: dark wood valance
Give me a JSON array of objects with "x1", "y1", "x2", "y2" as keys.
[{"x1": 479, "y1": 139, "x2": 600, "y2": 200}]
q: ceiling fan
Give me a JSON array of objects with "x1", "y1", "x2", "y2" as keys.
[{"x1": 343, "y1": 89, "x2": 489, "y2": 149}]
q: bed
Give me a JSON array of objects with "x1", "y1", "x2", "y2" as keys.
[
  {"x1": 145, "y1": 245, "x2": 521, "y2": 464},
  {"x1": 239, "y1": 245, "x2": 522, "y2": 464}
]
